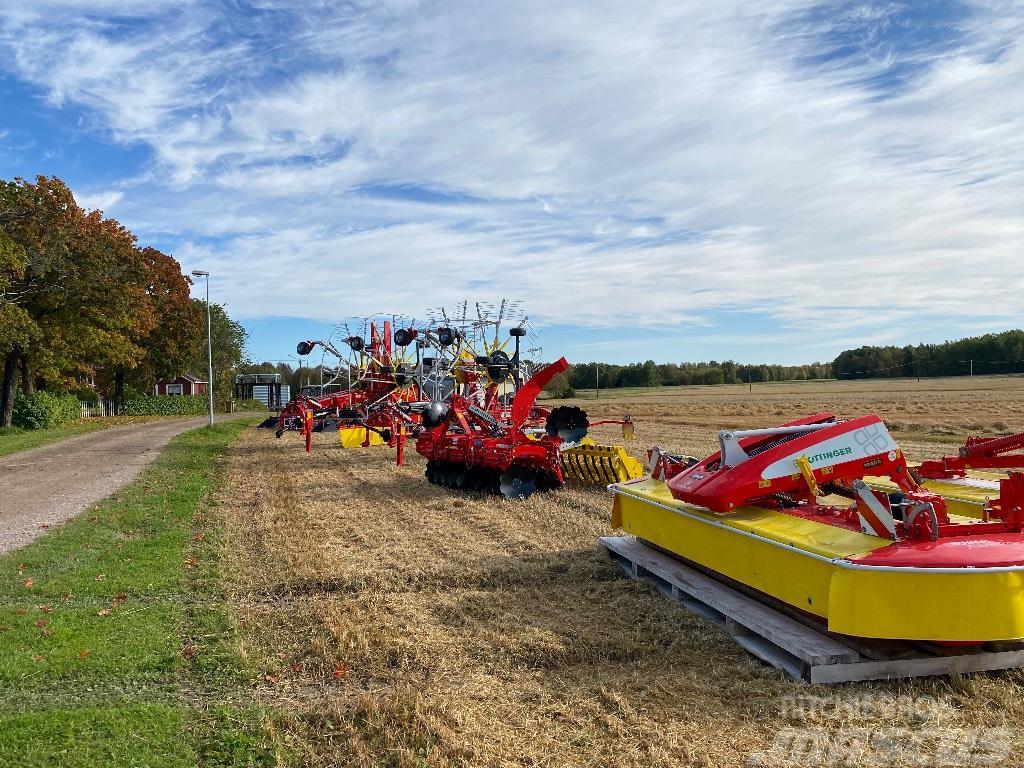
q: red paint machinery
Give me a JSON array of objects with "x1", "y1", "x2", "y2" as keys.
[
  {"x1": 274, "y1": 319, "x2": 421, "y2": 455},
  {"x1": 415, "y1": 356, "x2": 595, "y2": 498}
]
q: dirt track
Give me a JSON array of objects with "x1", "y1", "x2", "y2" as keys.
[{"x1": 0, "y1": 416, "x2": 248, "y2": 555}]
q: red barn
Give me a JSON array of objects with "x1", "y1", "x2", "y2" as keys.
[{"x1": 155, "y1": 373, "x2": 209, "y2": 396}]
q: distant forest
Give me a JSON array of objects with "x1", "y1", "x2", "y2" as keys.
[
  {"x1": 568, "y1": 360, "x2": 832, "y2": 390},
  {"x1": 248, "y1": 330, "x2": 1024, "y2": 396},
  {"x1": 566, "y1": 329, "x2": 1024, "y2": 392},
  {"x1": 832, "y1": 329, "x2": 1024, "y2": 379}
]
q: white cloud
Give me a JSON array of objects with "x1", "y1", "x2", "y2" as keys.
[
  {"x1": 73, "y1": 189, "x2": 123, "y2": 212},
  {"x1": 1, "y1": 1, "x2": 1023, "y2": 363}
]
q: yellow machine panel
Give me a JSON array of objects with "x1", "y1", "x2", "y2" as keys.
[
  {"x1": 611, "y1": 478, "x2": 1024, "y2": 641},
  {"x1": 339, "y1": 427, "x2": 386, "y2": 448}
]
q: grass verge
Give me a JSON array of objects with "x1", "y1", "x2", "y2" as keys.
[{"x1": 0, "y1": 418, "x2": 275, "y2": 768}]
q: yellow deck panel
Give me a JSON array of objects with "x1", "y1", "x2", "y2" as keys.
[
  {"x1": 867, "y1": 469, "x2": 1004, "y2": 518},
  {"x1": 611, "y1": 477, "x2": 1024, "y2": 641},
  {"x1": 616, "y1": 478, "x2": 887, "y2": 559},
  {"x1": 339, "y1": 427, "x2": 386, "y2": 448}
]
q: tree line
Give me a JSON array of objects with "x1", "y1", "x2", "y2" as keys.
[
  {"x1": 566, "y1": 360, "x2": 832, "y2": 391},
  {"x1": 0, "y1": 175, "x2": 246, "y2": 427},
  {"x1": 832, "y1": 330, "x2": 1024, "y2": 379}
]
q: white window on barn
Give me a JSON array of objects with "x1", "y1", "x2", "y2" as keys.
[{"x1": 166, "y1": 383, "x2": 184, "y2": 396}]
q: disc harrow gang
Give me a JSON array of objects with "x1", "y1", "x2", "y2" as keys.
[{"x1": 425, "y1": 460, "x2": 560, "y2": 498}]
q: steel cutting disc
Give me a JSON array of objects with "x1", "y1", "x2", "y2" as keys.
[
  {"x1": 546, "y1": 405, "x2": 590, "y2": 443},
  {"x1": 499, "y1": 465, "x2": 538, "y2": 499}
]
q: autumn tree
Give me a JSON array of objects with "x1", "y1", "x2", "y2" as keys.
[
  {"x1": 0, "y1": 192, "x2": 37, "y2": 423},
  {"x1": 110, "y1": 247, "x2": 204, "y2": 409},
  {"x1": 0, "y1": 178, "x2": 159, "y2": 424},
  {"x1": 0, "y1": 176, "x2": 74, "y2": 425},
  {"x1": 63, "y1": 208, "x2": 156, "y2": 405},
  {"x1": 0, "y1": 175, "x2": 224, "y2": 426},
  {"x1": 188, "y1": 301, "x2": 247, "y2": 404}
]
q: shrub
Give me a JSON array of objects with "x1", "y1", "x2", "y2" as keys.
[
  {"x1": 12, "y1": 391, "x2": 82, "y2": 430},
  {"x1": 234, "y1": 398, "x2": 268, "y2": 412},
  {"x1": 121, "y1": 395, "x2": 208, "y2": 416},
  {"x1": 70, "y1": 386, "x2": 100, "y2": 405}
]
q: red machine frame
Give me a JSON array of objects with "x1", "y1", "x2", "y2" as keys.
[
  {"x1": 917, "y1": 431, "x2": 1024, "y2": 479},
  {"x1": 651, "y1": 412, "x2": 1024, "y2": 544},
  {"x1": 276, "y1": 320, "x2": 420, "y2": 455}
]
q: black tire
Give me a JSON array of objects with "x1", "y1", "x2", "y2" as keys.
[{"x1": 437, "y1": 327, "x2": 460, "y2": 346}]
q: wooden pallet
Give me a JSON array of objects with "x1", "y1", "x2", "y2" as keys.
[{"x1": 599, "y1": 535, "x2": 1024, "y2": 684}]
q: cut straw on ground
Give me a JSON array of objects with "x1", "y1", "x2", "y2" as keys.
[{"x1": 218, "y1": 379, "x2": 1024, "y2": 767}]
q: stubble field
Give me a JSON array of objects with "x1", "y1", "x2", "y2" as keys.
[{"x1": 218, "y1": 376, "x2": 1024, "y2": 767}]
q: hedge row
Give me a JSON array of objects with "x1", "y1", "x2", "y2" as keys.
[
  {"x1": 233, "y1": 398, "x2": 268, "y2": 413},
  {"x1": 121, "y1": 395, "x2": 208, "y2": 416},
  {"x1": 12, "y1": 391, "x2": 81, "y2": 430}
]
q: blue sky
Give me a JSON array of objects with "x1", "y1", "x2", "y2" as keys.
[{"x1": 1, "y1": 1, "x2": 1021, "y2": 366}]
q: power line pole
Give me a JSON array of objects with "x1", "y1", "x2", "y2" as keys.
[{"x1": 595, "y1": 364, "x2": 600, "y2": 400}]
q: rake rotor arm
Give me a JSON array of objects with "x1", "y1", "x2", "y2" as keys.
[
  {"x1": 316, "y1": 340, "x2": 349, "y2": 360},
  {"x1": 297, "y1": 338, "x2": 348, "y2": 361}
]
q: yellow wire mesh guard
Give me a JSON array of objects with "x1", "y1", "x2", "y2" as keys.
[{"x1": 561, "y1": 438, "x2": 644, "y2": 484}]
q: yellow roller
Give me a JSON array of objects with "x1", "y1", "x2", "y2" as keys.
[{"x1": 562, "y1": 438, "x2": 645, "y2": 484}]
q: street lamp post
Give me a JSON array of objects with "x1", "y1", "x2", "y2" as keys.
[{"x1": 191, "y1": 270, "x2": 214, "y2": 428}]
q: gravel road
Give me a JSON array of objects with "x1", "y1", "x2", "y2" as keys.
[{"x1": 0, "y1": 416, "x2": 251, "y2": 555}]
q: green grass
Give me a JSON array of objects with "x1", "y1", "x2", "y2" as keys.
[
  {"x1": 0, "y1": 416, "x2": 174, "y2": 459},
  {"x1": 0, "y1": 703, "x2": 193, "y2": 768},
  {"x1": 0, "y1": 418, "x2": 274, "y2": 767},
  {"x1": 0, "y1": 603, "x2": 181, "y2": 682}
]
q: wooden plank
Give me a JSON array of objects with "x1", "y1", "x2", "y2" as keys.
[
  {"x1": 810, "y1": 649, "x2": 1024, "y2": 684},
  {"x1": 680, "y1": 597, "x2": 727, "y2": 626},
  {"x1": 732, "y1": 634, "x2": 808, "y2": 682},
  {"x1": 601, "y1": 535, "x2": 1024, "y2": 684},
  {"x1": 599, "y1": 536, "x2": 859, "y2": 666}
]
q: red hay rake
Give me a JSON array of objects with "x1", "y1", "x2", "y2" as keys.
[{"x1": 269, "y1": 301, "x2": 634, "y2": 497}]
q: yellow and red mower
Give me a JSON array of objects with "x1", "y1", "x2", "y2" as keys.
[{"x1": 610, "y1": 413, "x2": 1024, "y2": 642}]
